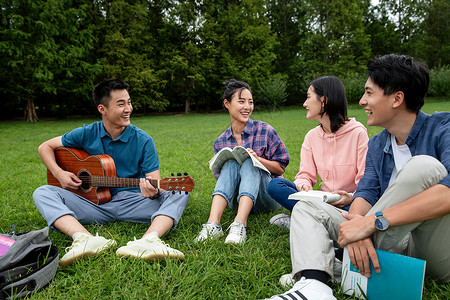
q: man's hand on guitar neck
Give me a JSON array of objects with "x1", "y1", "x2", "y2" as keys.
[
  {"x1": 140, "y1": 170, "x2": 162, "y2": 199},
  {"x1": 55, "y1": 169, "x2": 82, "y2": 190},
  {"x1": 139, "y1": 177, "x2": 160, "y2": 199}
]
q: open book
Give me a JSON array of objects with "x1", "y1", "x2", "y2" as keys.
[
  {"x1": 209, "y1": 146, "x2": 270, "y2": 174},
  {"x1": 288, "y1": 190, "x2": 341, "y2": 203},
  {"x1": 341, "y1": 247, "x2": 426, "y2": 300}
]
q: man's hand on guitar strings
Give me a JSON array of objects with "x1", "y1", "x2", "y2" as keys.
[{"x1": 56, "y1": 170, "x2": 82, "y2": 190}]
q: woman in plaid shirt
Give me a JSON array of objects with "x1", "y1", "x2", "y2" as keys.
[{"x1": 195, "y1": 79, "x2": 290, "y2": 244}]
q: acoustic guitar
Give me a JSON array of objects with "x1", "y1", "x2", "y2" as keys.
[{"x1": 47, "y1": 147, "x2": 195, "y2": 204}]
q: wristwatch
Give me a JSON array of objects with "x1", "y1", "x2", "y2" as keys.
[{"x1": 375, "y1": 211, "x2": 389, "y2": 231}]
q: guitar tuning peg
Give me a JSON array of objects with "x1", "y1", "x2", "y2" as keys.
[
  {"x1": 171, "y1": 173, "x2": 174, "y2": 177},
  {"x1": 177, "y1": 172, "x2": 181, "y2": 176},
  {"x1": 172, "y1": 191, "x2": 175, "y2": 194},
  {"x1": 184, "y1": 172, "x2": 188, "y2": 176},
  {"x1": 185, "y1": 191, "x2": 188, "y2": 195}
]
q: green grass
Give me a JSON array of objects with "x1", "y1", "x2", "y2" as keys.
[{"x1": 0, "y1": 99, "x2": 449, "y2": 299}]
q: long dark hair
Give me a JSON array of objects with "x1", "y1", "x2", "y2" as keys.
[{"x1": 309, "y1": 76, "x2": 348, "y2": 133}]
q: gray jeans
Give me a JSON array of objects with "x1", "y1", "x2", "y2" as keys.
[
  {"x1": 33, "y1": 185, "x2": 189, "y2": 231},
  {"x1": 290, "y1": 155, "x2": 450, "y2": 282}
]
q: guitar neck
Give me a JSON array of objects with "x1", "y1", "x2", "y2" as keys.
[{"x1": 89, "y1": 176, "x2": 160, "y2": 189}]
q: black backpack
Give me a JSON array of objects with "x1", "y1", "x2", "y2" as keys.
[{"x1": 0, "y1": 227, "x2": 59, "y2": 300}]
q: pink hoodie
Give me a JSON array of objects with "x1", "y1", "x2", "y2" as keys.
[{"x1": 293, "y1": 118, "x2": 369, "y2": 193}]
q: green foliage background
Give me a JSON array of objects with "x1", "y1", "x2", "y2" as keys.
[{"x1": 1, "y1": 0, "x2": 449, "y2": 120}]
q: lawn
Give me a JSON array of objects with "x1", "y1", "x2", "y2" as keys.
[{"x1": 0, "y1": 99, "x2": 449, "y2": 299}]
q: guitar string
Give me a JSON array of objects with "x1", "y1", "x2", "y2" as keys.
[{"x1": 76, "y1": 176, "x2": 191, "y2": 190}]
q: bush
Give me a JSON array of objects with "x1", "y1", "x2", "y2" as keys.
[
  {"x1": 256, "y1": 74, "x2": 288, "y2": 110},
  {"x1": 428, "y1": 66, "x2": 450, "y2": 97},
  {"x1": 341, "y1": 73, "x2": 367, "y2": 104}
]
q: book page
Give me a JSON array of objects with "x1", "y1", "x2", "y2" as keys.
[
  {"x1": 245, "y1": 150, "x2": 270, "y2": 174},
  {"x1": 288, "y1": 190, "x2": 340, "y2": 203},
  {"x1": 341, "y1": 247, "x2": 368, "y2": 299}
]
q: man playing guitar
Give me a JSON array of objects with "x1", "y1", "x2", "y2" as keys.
[{"x1": 33, "y1": 78, "x2": 190, "y2": 266}]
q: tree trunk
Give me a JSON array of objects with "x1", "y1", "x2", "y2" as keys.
[
  {"x1": 24, "y1": 98, "x2": 39, "y2": 122},
  {"x1": 185, "y1": 98, "x2": 190, "y2": 114}
]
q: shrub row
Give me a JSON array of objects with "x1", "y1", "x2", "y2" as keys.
[{"x1": 341, "y1": 66, "x2": 450, "y2": 104}]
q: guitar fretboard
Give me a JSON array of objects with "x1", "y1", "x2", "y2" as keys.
[{"x1": 79, "y1": 176, "x2": 159, "y2": 189}]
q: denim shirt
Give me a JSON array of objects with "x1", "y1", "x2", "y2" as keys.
[{"x1": 354, "y1": 110, "x2": 450, "y2": 206}]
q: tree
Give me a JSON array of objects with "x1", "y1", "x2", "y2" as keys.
[
  {"x1": 267, "y1": 0, "x2": 308, "y2": 104},
  {"x1": 377, "y1": 0, "x2": 425, "y2": 46},
  {"x1": 198, "y1": 0, "x2": 279, "y2": 110},
  {"x1": 158, "y1": 0, "x2": 205, "y2": 113},
  {"x1": 364, "y1": 3, "x2": 401, "y2": 57},
  {"x1": 416, "y1": 0, "x2": 450, "y2": 68},
  {"x1": 97, "y1": 0, "x2": 168, "y2": 113},
  {"x1": 1, "y1": 0, "x2": 447, "y2": 118},
  {"x1": 0, "y1": 0, "x2": 101, "y2": 121},
  {"x1": 256, "y1": 73, "x2": 288, "y2": 110},
  {"x1": 293, "y1": 0, "x2": 372, "y2": 83}
]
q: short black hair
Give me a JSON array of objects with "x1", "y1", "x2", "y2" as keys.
[
  {"x1": 92, "y1": 78, "x2": 129, "y2": 107},
  {"x1": 222, "y1": 79, "x2": 252, "y2": 104},
  {"x1": 367, "y1": 54, "x2": 429, "y2": 113},
  {"x1": 309, "y1": 76, "x2": 348, "y2": 133}
]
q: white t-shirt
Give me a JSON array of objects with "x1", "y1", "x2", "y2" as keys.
[{"x1": 388, "y1": 134, "x2": 412, "y2": 186}]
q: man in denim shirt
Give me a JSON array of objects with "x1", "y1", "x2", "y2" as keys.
[{"x1": 268, "y1": 55, "x2": 450, "y2": 300}]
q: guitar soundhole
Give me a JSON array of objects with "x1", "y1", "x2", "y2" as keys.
[{"x1": 78, "y1": 170, "x2": 92, "y2": 193}]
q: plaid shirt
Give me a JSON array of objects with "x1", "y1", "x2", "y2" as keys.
[{"x1": 214, "y1": 118, "x2": 290, "y2": 178}]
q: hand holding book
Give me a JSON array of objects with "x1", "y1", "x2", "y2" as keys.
[
  {"x1": 245, "y1": 148, "x2": 259, "y2": 159},
  {"x1": 209, "y1": 146, "x2": 270, "y2": 174},
  {"x1": 341, "y1": 247, "x2": 426, "y2": 300},
  {"x1": 331, "y1": 190, "x2": 354, "y2": 208},
  {"x1": 298, "y1": 184, "x2": 313, "y2": 192},
  {"x1": 288, "y1": 190, "x2": 341, "y2": 203}
]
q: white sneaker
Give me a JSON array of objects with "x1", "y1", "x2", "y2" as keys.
[
  {"x1": 279, "y1": 273, "x2": 295, "y2": 288},
  {"x1": 224, "y1": 221, "x2": 246, "y2": 244},
  {"x1": 269, "y1": 213, "x2": 290, "y2": 229},
  {"x1": 267, "y1": 277, "x2": 336, "y2": 300},
  {"x1": 60, "y1": 232, "x2": 116, "y2": 266},
  {"x1": 194, "y1": 222, "x2": 224, "y2": 242},
  {"x1": 116, "y1": 232, "x2": 184, "y2": 261}
]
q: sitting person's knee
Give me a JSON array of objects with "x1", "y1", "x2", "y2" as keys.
[
  {"x1": 399, "y1": 155, "x2": 447, "y2": 185},
  {"x1": 267, "y1": 178, "x2": 282, "y2": 195}
]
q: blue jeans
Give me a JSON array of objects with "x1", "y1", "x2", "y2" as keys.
[
  {"x1": 213, "y1": 159, "x2": 281, "y2": 213},
  {"x1": 267, "y1": 178, "x2": 299, "y2": 211}
]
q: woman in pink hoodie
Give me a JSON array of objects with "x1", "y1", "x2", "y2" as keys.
[{"x1": 267, "y1": 76, "x2": 369, "y2": 228}]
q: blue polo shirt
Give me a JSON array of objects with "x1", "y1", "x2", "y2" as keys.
[
  {"x1": 62, "y1": 121, "x2": 159, "y2": 195},
  {"x1": 354, "y1": 110, "x2": 450, "y2": 206}
]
